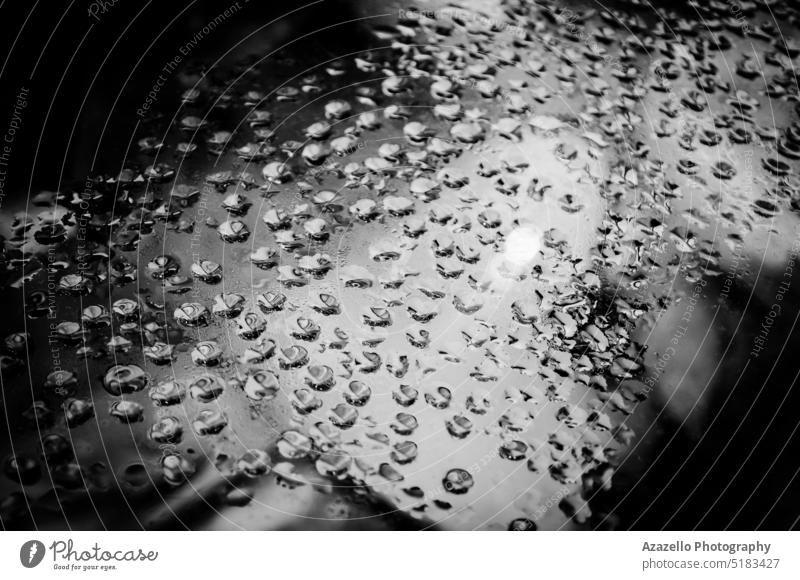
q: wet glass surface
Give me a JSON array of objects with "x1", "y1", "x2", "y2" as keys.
[{"x1": 1, "y1": 0, "x2": 800, "y2": 530}]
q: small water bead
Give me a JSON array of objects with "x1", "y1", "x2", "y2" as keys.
[
  {"x1": 427, "y1": 137, "x2": 459, "y2": 157},
  {"x1": 384, "y1": 104, "x2": 410, "y2": 120},
  {"x1": 149, "y1": 416, "x2": 183, "y2": 444},
  {"x1": 41, "y1": 433, "x2": 72, "y2": 463},
  {"x1": 174, "y1": 302, "x2": 209, "y2": 327},
  {"x1": 14, "y1": 1, "x2": 779, "y2": 527},
  {"x1": 446, "y1": 415, "x2": 473, "y2": 439},
  {"x1": 236, "y1": 311, "x2": 267, "y2": 340},
  {"x1": 190, "y1": 341, "x2": 223, "y2": 366},
  {"x1": 357, "y1": 111, "x2": 380, "y2": 130},
  {"x1": 249, "y1": 248, "x2": 278, "y2": 271},
  {"x1": 262, "y1": 208, "x2": 290, "y2": 231},
  {"x1": 315, "y1": 450, "x2": 352, "y2": 478},
  {"x1": 378, "y1": 463, "x2": 404, "y2": 483},
  {"x1": 143, "y1": 163, "x2": 175, "y2": 182},
  {"x1": 324, "y1": 99, "x2": 351, "y2": 119},
  {"x1": 277, "y1": 430, "x2": 314, "y2": 459},
  {"x1": 244, "y1": 370, "x2": 279, "y2": 400},
  {"x1": 331, "y1": 135, "x2": 361, "y2": 156},
  {"x1": 450, "y1": 121, "x2": 485, "y2": 143},
  {"x1": 430, "y1": 78, "x2": 458, "y2": 101},
  {"x1": 189, "y1": 373, "x2": 225, "y2": 402},
  {"x1": 63, "y1": 398, "x2": 94, "y2": 428},
  {"x1": 407, "y1": 295, "x2": 438, "y2": 322},
  {"x1": 236, "y1": 449, "x2": 272, "y2": 478},
  {"x1": 511, "y1": 295, "x2": 541, "y2": 324},
  {"x1": 349, "y1": 198, "x2": 379, "y2": 221},
  {"x1": 359, "y1": 351, "x2": 382, "y2": 374},
  {"x1": 455, "y1": 242, "x2": 480, "y2": 263},
  {"x1": 499, "y1": 440, "x2": 529, "y2": 461},
  {"x1": 711, "y1": 161, "x2": 736, "y2": 180},
  {"x1": 298, "y1": 253, "x2": 333, "y2": 277},
  {"x1": 343, "y1": 380, "x2": 371, "y2": 406},
  {"x1": 329, "y1": 403, "x2": 358, "y2": 429},
  {"x1": 217, "y1": 219, "x2": 250, "y2": 242},
  {"x1": 106, "y1": 335, "x2": 132, "y2": 352},
  {"x1": 25, "y1": 291, "x2": 50, "y2": 318},
  {"x1": 44, "y1": 370, "x2": 78, "y2": 395},
  {"x1": 477, "y1": 209, "x2": 502, "y2": 229},
  {"x1": 112, "y1": 298, "x2": 140, "y2": 320},
  {"x1": 369, "y1": 239, "x2": 401, "y2": 262},
  {"x1": 311, "y1": 293, "x2": 341, "y2": 315},
  {"x1": 302, "y1": 143, "x2": 330, "y2": 165},
  {"x1": 161, "y1": 453, "x2": 195, "y2": 486},
  {"x1": 79, "y1": 305, "x2": 109, "y2": 328},
  {"x1": 428, "y1": 205, "x2": 454, "y2": 225},
  {"x1": 330, "y1": 328, "x2": 349, "y2": 350},
  {"x1": 409, "y1": 177, "x2": 440, "y2": 201},
  {"x1": 146, "y1": 255, "x2": 179, "y2": 281},
  {"x1": 237, "y1": 337, "x2": 277, "y2": 365},
  {"x1": 51, "y1": 321, "x2": 83, "y2": 344},
  {"x1": 254, "y1": 291, "x2": 286, "y2": 314},
  {"x1": 779, "y1": 137, "x2": 800, "y2": 160},
  {"x1": 443, "y1": 468, "x2": 474, "y2": 494},
  {"x1": 103, "y1": 364, "x2": 148, "y2": 396},
  {"x1": 402, "y1": 217, "x2": 428, "y2": 238},
  {"x1": 58, "y1": 274, "x2": 93, "y2": 295},
  {"x1": 3, "y1": 454, "x2": 40, "y2": 485},
  {"x1": 339, "y1": 265, "x2": 375, "y2": 288},
  {"x1": 377, "y1": 143, "x2": 403, "y2": 162},
  {"x1": 381, "y1": 266, "x2": 411, "y2": 289},
  {"x1": 386, "y1": 353, "x2": 409, "y2": 378},
  {"x1": 110, "y1": 400, "x2": 144, "y2": 423},
  {"x1": 51, "y1": 462, "x2": 85, "y2": 489},
  {"x1": 191, "y1": 259, "x2": 223, "y2": 283},
  {"x1": 362, "y1": 306, "x2": 392, "y2": 327},
  {"x1": 391, "y1": 441, "x2": 418, "y2": 465},
  {"x1": 279, "y1": 345, "x2": 309, "y2": 369},
  {"x1": 144, "y1": 342, "x2": 175, "y2": 365},
  {"x1": 762, "y1": 157, "x2": 792, "y2": 176},
  {"x1": 262, "y1": 161, "x2": 292, "y2": 184},
  {"x1": 305, "y1": 120, "x2": 331, "y2": 140},
  {"x1": 277, "y1": 266, "x2": 309, "y2": 287},
  {"x1": 508, "y1": 518, "x2": 537, "y2": 531},
  {"x1": 465, "y1": 389, "x2": 491, "y2": 415},
  {"x1": 304, "y1": 365, "x2": 335, "y2": 391},
  {"x1": 32, "y1": 222, "x2": 67, "y2": 245},
  {"x1": 436, "y1": 257, "x2": 464, "y2": 279},
  {"x1": 303, "y1": 217, "x2": 329, "y2": 240},
  {"x1": 312, "y1": 189, "x2": 339, "y2": 208},
  {"x1": 393, "y1": 384, "x2": 418, "y2": 407},
  {"x1": 209, "y1": 293, "x2": 244, "y2": 319},
  {"x1": 149, "y1": 380, "x2": 186, "y2": 406},
  {"x1": 383, "y1": 196, "x2": 415, "y2": 216},
  {"x1": 291, "y1": 388, "x2": 322, "y2": 414},
  {"x1": 291, "y1": 317, "x2": 321, "y2": 341},
  {"x1": 753, "y1": 198, "x2": 779, "y2": 219},
  {"x1": 192, "y1": 410, "x2": 228, "y2": 436},
  {"x1": 434, "y1": 102, "x2": 463, "y2": 121},
  {"x1": 425, "y1": 386, "x2": 452, "y2": 409}
]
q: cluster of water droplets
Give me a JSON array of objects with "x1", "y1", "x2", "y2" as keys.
[{"x1": 2, "y1": 0, "x2": 800, "y2": 530}]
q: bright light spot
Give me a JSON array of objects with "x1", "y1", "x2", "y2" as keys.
[
  {"x1": 483, "y1": 225, "x2": 543, "y2": 289},
  {"x1": 504, "y1": 226, "x2": 542, "y2": 267}
]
